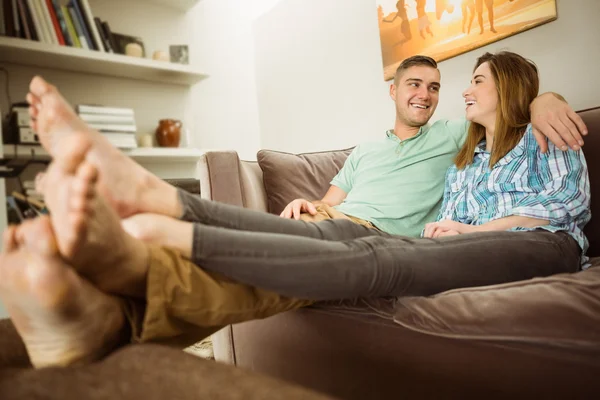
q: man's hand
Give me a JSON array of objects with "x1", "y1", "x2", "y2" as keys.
[
  {"x1": 280, "y1": 198, "x2": 317, "y2": 220},
  {"x1": 531, "y1": 92, "x2": 588, "y2": 153},
  {"x1": 423, "y1": 220, "x2": 476, "y2": 238}
]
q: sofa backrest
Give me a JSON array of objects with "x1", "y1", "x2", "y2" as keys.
[
  {"x1": 579, "y1": 106, "x2": 600, "y2": 257},
  {"x1": 202, "y1": 107, "x2": 600, "y2": 255}
]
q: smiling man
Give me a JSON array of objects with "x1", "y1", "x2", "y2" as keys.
[{"x1": 280, "y1": 55, "x2": 587, "y2": 238}]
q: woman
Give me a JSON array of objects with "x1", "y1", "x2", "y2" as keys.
[{"x1": 123, "y1": 51, "x2": 589, "y2": 301}]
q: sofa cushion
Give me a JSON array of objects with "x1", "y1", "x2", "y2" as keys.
[
  {"x1": 393, "y1": 264, "x2": 600, "y2": 349},
  {"x1": 257, "y1": 148, "x2": 353, "y2": 215}
]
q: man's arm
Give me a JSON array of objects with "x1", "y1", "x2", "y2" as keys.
[
  {"x1": 530, "y1": 92, "x2": 589, "y2": 153},
  {"x1": 280, "y1": 185, "x2": 347, "y2": 220}
]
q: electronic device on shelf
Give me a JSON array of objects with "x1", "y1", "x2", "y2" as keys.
[{"x1": 3, "y1": 102, "x2": 40, "y2": 145}]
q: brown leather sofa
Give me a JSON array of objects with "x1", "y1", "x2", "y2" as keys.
[{"x1": 200, "y1": 107, "x2": 600, "y2": 399}]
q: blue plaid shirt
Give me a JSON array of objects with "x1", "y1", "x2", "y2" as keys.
[{"x1": 436, "y1": 124, "x2": 591, "y2": 258}]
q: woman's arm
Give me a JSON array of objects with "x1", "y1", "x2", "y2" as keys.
[
  {"x1": 424, "y1": 216, "x2": 548, "y2": 238},
  {"x1": 475, "y1": 216, "x2": 549, "y2": 232}
]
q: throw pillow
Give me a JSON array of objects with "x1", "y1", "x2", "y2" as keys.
[{"x1": 257, "y1": 148, "x2": 353, "y2": 215}]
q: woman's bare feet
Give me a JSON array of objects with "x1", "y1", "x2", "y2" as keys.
[
  {"x1": 27, "y1": 76, "x2": 181, "y2": 218},
  {"x1": 0, "y1": 217, "x2": 128, "y2": 368},
  {"x1": 41, "y1": 135, "x2": 150, "y2": 298}
]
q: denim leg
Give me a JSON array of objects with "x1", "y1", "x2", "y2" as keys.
[
  {"x1": 191, "y1": 226, "x2": 581, "y2": 300},
  {"x1": 178, "y1": 189, "x2": 388, "y2": 240}
]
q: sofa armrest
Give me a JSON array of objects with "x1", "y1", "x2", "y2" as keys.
[{"x1": 198, "y1": 151, "x2": 267, "y2": 212}]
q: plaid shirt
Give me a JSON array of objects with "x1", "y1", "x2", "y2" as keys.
[{"x1": 436, "y1": 124, "x2": 591, "y2": 257}]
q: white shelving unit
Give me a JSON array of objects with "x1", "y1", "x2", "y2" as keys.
[
  {"x1": 2, "y1": 144, "x2": 205, "y2": 163},
  {"x1": 0, "y1": 37, "x2": 207, "y2": 85}
]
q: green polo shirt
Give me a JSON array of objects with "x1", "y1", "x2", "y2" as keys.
[{"x1": 331, "y1": 118, "x2": 469, "y2": 237}]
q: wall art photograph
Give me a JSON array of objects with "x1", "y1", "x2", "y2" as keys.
[{"x1": 377, "y1": 0, "x2": 557, "y2": 80}]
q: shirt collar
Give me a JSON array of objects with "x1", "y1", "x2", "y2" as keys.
[
  {"x1": 385, "y1": 124, "x2": 429, "y2": 142},
  {"x1": 474, "y1": 141, "x2": 486, "y2": 151}
]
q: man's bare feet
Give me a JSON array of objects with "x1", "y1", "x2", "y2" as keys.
[
  {"x1": 0, "y1": 217, "x2": 127, "y2": 368},
  {"x1": 27, "y1": 76, "x2": 181, "y2": 218},
  {"x1": 41, "y1": 135, "x2": 150, "y2": 298}
]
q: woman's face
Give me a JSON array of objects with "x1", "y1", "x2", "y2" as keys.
[{"x1": 462, "y1": 62, "x2": 498, "y2": 130}]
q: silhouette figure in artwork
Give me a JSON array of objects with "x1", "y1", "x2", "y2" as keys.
[
  {"x1": 416, "y1": 0, "x2": 434, "y2": 39},
  {"x1": 435, "y1": 0, "x2": 455, "y2": 20},
  {"x1": 475, "y1": 0, "x2": 497, "y2": 34},
  {"x1": 382, "y1": 0, "x2": 412, "y2": 46},
  {"x1": 462, "y1": 0, "x2": 476, "y2": 33}
]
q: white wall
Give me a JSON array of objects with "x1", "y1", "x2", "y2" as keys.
[
  {"x1": 186, "y1": 0, "x2": 262, "y2": 160},
  {"x1": 253, "y1": 0, "x2": 392, "y2": 152},
  {"x1": 253, "y1": 0, "x2": 599, "y2": 152}
]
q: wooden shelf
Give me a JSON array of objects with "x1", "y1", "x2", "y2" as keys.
[
  {"x1": 0, "y1": 37, "x2": 207, "y2": 85},
  {"x1": 2, "y1": 145, "x2": 205, "y2": 163},
  {"x1": 147, "y1": 0, "x2": 200, "y2": 11}
]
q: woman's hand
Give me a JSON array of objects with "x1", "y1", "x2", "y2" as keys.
[{"x1": 423, "y1": 220, "x2": 477, "y2": 238}]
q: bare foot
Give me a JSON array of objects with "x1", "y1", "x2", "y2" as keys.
[
  {"x1": 41, "y1": 136, "x2": 149, "y2": 298},
  {"x1": 27, "y1": 76, "x2": 180, "y2": 218},
  {"x1": 0, "y1": 217, "x2": 127, "y2": 368}
]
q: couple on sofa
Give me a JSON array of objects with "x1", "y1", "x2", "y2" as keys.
[{"x1": 0, "y1": 51, "x2": 590, "y2": 372}]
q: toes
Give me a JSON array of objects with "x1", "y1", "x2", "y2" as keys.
[
  {"x1": 20, "y1": 216, "x2": 59, "y2": 257},
  {"x1": 35, "y1": 172, "x2": 47, "y2": 193},
  {"x1": 27, "y1": 94, "x2": 41, "y2": 112},
  {"x1": 29, "y1": 76, "x2": 54, "y2": 97},
  {"x1": 2, "y1": 225, "x2": 19, "y2": 252},
  {"x1": 76, "y1": 162, "x2": 99, "y2": 187}
]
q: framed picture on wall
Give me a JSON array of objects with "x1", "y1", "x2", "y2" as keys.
[{"x1": 376, "y1": 0, "x2": 558, "y2": 80}]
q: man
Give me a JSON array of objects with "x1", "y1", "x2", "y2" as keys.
[{"x1": 280, "y1": 55, "x2": 587, "y2": 239}]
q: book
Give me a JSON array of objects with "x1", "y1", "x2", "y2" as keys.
[
  {"x1": 60, "y1": 4, "x2": 79, "y2": 47},
  {"x1": 101, "y1": 132, "x2": 138, "y2": 149},
  {"x1": 93, "y1": 17, "x2": 111, "y2": 52},
  {"x1": 79, "y1": 113, "x2": 134, "y2": 124},
  {"x1": 88, "y1": 123, "x2": 136, "y2": 133},
  {"x1": 44, "y1": 0, "x2": 64, "y2": 45},
  {"x1": 18, "y1": 0, "x2": 38, "y2": 41},
  {"x1": 68, "y1": 0, "x2": 94, "y2": 50},
  {"x1": 10, "y1": 0, "x2": 21, "y2": 38},
  {"x1": 0, "y1": 0, "x2": 6, "y2": 36},
  {"x1": 50, "y1": 0, "x2": 70, "y2": 46},
  {"x1": 78, "y1": 0, "x2": 102, "y2": 52},
  {"x1": 2, "y1": 0, "x2": 15, "y2": 37},
  {"x1": 15, "y1": 0, "x2": 31, "y2": 39},
  {"x1": 76, "y1": 104, "x2": 134, "y2": 116},
  {"x1": 27, "y1": 0, "x2": 49, "y2": 43},
  {"x1": 67, "y1": 4, "x2": 87, "y2": 48},
  {"x1": 100, "y1": 20, "x2": 118, "y2": 53},
  {"x1": 37, "y1": 0, "x2": 58, "y2": 44}
]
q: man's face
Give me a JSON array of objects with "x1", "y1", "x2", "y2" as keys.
[{"x1": 389, "y1": 66, "x2": 441, "y2": 128}]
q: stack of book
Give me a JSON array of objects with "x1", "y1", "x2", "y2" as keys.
[
  {"x1": 76, "y1": 104, "x2": 138, "y2": 149},
  {"x1": 1, "y1": 0, "x2": 119, "y2": 53}
]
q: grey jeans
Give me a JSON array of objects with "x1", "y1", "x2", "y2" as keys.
[{"x1": 178, "y1": 191, "x2": 582, "y2": 300}]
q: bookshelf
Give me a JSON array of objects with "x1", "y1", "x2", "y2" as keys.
[
  {"x1": 0, "y1": 36, "x2": 207, "y2": 85},
  {"x1": 2, "y1": 144, "x2": 206, "y2": 163}
]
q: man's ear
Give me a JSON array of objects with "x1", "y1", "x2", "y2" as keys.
[{"x1": 389, "y1": 84, "x2": 396, "y2": 100}]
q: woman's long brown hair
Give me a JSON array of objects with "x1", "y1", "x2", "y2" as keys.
[{"x1": 454, "y1": 51, "x2": 539, "y2": 169}]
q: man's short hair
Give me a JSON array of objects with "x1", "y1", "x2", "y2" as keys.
[{"x1": 394, "y1": 55, "x2": 438, "y2": 84}]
